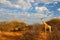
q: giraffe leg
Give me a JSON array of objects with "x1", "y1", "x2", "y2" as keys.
[
  {"x1": 45, "y1": 27, "x2": 47, "y2": 32},
  {"x1": 49, "y1": 27, "x2": 51, "y2": 33}
]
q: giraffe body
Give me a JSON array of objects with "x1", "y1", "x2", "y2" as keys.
[{"x1": 41, "y1": 18, "x2": 51, "y2": 32}]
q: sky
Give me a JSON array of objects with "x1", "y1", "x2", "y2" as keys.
[{"x1": 0, "y1": 0, "x2": 60, "y2": 24}]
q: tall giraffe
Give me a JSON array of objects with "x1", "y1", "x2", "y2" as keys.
[{"x1": 41, "y1": 18, "x2": 51, "y2": 32}]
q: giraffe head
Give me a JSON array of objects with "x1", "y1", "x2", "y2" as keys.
[{"x1": 41, "y1": 18, "x2": 46, "y2": 23}]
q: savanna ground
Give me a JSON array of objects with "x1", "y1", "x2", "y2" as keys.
[{"x1": 0, "y1": 18, "x2": 60, "y2": 40}]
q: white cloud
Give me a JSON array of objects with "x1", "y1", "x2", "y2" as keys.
[
  {"x1": 0, "y1": 0, "x2": 60, "y2": 10},
  {"x1": 13, "y1": 5, "x2": 20, "y2": 8},
  {"x1": 35, "y1": 6, "x2": 48, "y2": 11},
  {"x1": 0, "y1": 7, "x2": 55, "y2": 24},
  {"x1": 0, "y1": 8, "x2": 18, "y2": 14},
  {"x1": 35, "y1": 0, "x2": 60, "y2": 4},
  {"x1": 35, "y1": 6, "x2": 53, "y2": 18},
  {"x1": 0, "y1": 0, "x2": 59, "y2": 24},
  {"x1": 54, "y1": 1, "x2": 58, "y2": 4},
  {"x1": 0, "y1": 0, "x2": 13, "y2": 7},
  {"x1": 0, "y1": 0, "x2": 59, "y2": 10},
  {"x1": 57, "y1": 8, "x2": 60, "y2": 11},
  {"x1": 0, "y1": 0, "x2": 35, "y2": 10}
]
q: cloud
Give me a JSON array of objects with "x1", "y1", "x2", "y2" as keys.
[
  {"x1": 0, "y1": 0, "x2": 59, "y2": 10},
  {"x1": 0, "y1": 8, "x2": 53, "y2": 22},
  {"x1": 35, "y1": 0, "x2": 60, "y2": 3},
  {"x1": 0, "y1": 8, "x2": 18, "y2": 14},
  {"x1": 0, "y1": 0, "x2": 13, "y2": 7},
  {"x1": 0, "y1": 11, "x2": 42, "y2": 24},
  {"x1": 57, "y1": 8, "x2": 60, "y2": 11},
  {"x1": 0, "y1": 0, "x2": 35, "y2": 11},
  {"x1": 35, "y1": 6, "x2": 48, "y2": 11},
  {"x1": 0, "y1": 0, "x2": 59, "y2": 24},
  {"x1": 35, "y1": 6, "x2": 54, "y2": 18},
  {"x1": 0, "y1": 6, "x2": 54, "y2": 23}
]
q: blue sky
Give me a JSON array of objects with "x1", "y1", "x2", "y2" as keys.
[{"x1": 0, "y1": 0, "x2": 60, "y2": 24}]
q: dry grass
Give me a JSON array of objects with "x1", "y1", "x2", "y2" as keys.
[
  {"x1": 0, "y1": 18, "x2": 60, "y2": 40},
  {"x1": 0, "y1": 32, "x2": 23, "y2": 40}
]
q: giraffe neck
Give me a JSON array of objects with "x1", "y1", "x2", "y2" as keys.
[
  {"x1": 41, "y1": 19, "x2": 48, "y2": 27},
  {"x1": 42, "y1": 19, "x2": 47, "y2": 24},
  {"x1": 43, "y1": 22, "x2": 48, "y2": 27}
]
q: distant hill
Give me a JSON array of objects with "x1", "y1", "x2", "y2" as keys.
[{"x1": 47, "y1": 18, "x2": 60, "y2": 31}]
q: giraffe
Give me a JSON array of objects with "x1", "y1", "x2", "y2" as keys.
[{"x1": 41, "y1": 18, "x2": 51, "y2": 32}]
